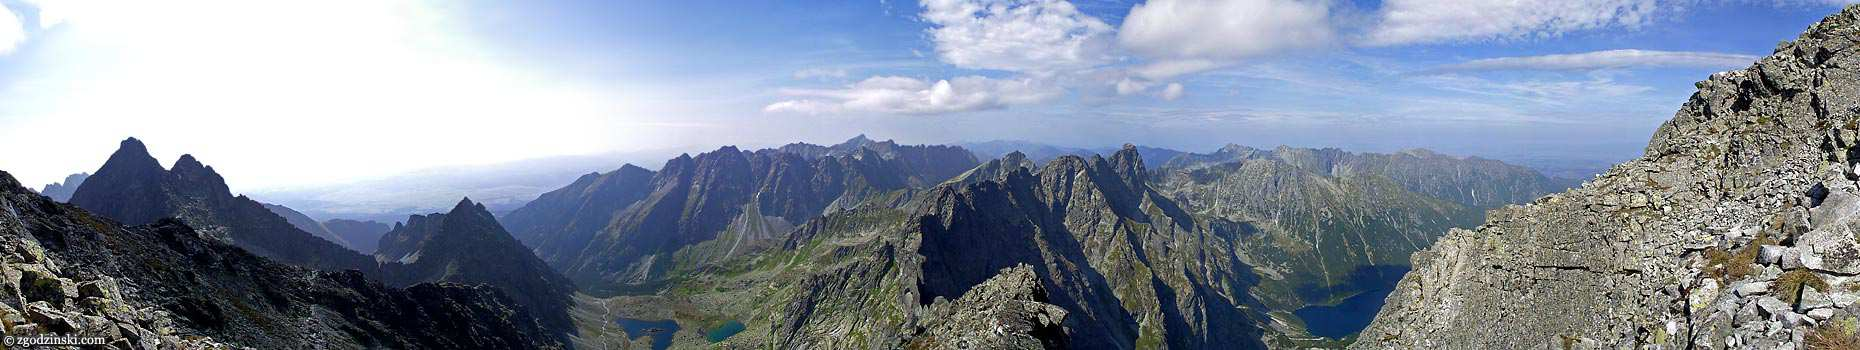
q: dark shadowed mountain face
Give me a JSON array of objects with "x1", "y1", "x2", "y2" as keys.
[
  {"x1": 500, "y1": 164, "x2": 656, "y2": 263},
  {"x1": 504, "y1": 137, "x2": 978, "y2": 294},
  {"x1": 325, "y1": 218, "x2": 392, "y2": 254},
  {"x1": 261, "y1": 202, "x2": 350, "y2": 248},
  {"x1": 0, "y1": 170, "x2": 563, "y2": 349},
  {"x1": 618, "y1": 146, "x2": 1269, "y2": 349},
  {"x1": 376, "y1": 198, "x2": 579, "y2": 334},
  {"x1": 63, "y1": 138, "x2": 580, "y2": 341},
  {"x1": 37, "y1": 172, "x2": 87, "y2": 201},
  {"x1": 69, "y1": 138, "x2": 383, "y2": 276}
]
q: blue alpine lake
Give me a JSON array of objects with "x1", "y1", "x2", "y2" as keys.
[
  {"x1": 705, "y1": 320, "x2": 746, "y2": 343},
  {"x1": 614, "y1": 317, "x2": 680, "y2": 350},
  {"x1": 1292, "y1": 265, "x2": 1408, "y2": 339}
]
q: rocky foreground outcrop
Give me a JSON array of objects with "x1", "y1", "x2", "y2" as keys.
[
  {"x1": 908, "y1": 264, "x2": 1069, "y2": 349},
  {"x1": 1356, "y1": 6, "x2": 1860, "y2": 349}
]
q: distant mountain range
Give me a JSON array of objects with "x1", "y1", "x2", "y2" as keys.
[
  {"x1": 249, "y1": 149, "x2": 686, "y2": 223},
  {"x1": 36, "y1": 172, "x2": 87, "y2": 201},
  {"x1": 18, "y1": 133, "x2": 1584, "y2": 348},
  {"x1": 502, "y1": 136, "x2": 979, "y2": 294}
]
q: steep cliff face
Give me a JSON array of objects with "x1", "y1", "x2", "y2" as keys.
[
  {"x1": 1356, "y1": 6, "x2": 1860, "y2": 348},
  {"x1": 908, "y1": 147, "x2": 1266, "y2": 349},
  {"x1": 501, "y1": 164, "x2": 655, "y2": 262},
  {"x1": 0, "y1": 170, "x2": 563, "y2": 349},
  {"x1": 375, "y1": 198, "x2": 578, "y2": 335},
  {"x1": 69, "y1": 138, "x2": 381, "y2": 276}
]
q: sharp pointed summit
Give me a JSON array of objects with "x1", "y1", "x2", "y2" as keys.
[
  {"x1": 374, "y1": 197, "x2": 577, "y2": 334},
  {"x1": 69, "y1": 138, "x2": 382, "y2": 275}
]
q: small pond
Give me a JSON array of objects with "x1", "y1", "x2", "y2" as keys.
[
  {"x1": 615, "y1": 317, "x2": 680, "y2": 350},
  {"x1": 705, "y1": 320, "x2": 746, "y2": 343}
]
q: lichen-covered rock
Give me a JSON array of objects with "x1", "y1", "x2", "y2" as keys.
[{"x1": 1355, "y1": 5, "x2": 1860, "y2": 349}]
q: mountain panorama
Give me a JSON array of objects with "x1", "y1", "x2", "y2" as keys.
[{"x1": 8, "y1": 2, "x2": 1860, "y2": 350}]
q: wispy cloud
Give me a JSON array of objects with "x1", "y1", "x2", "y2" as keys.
[
  {"x1": 1427, "y1": 49, "x2": 1759, "y2": 73},
  {"x1": 1362, "y1": 0, "x2": 1669, "y2": 46},
  {"x1": 1415, "y1": 74, "x2": 1654, "y2": 105},
  {"x1": 764, "y1": 75, "x2": 1060, "y2": 115},
  {"x1": 793, "y1": 67, "x2": 849, "y2": 80}
]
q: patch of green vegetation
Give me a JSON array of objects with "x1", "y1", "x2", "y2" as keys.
[
  {"x1": 1704, "y1": 232, "x2": 1773, "y2": 281},
  {"x1": 1807, "y1": 316, "x2": 1860, "y2": 350},
  {"x1": 1134, "y1": 322, "x2": 1166, "y2": 350},
  {"x1": 1778, "y1": 268, "x2": 1831, "y2": 304}
]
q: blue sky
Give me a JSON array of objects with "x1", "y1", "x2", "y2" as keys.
[{"x1": 0, "y1": 0, "x2": 1853, "y2": 190}]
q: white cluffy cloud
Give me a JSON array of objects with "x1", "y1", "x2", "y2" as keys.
[
  {"x1": 1119, "y1": 0, "x2": 1333, "y2": 79},
  {"x1": 1431, "y1": 49, "x2": 1759, "y2": 72},
  {"x1": 921, "y1": 0, "x2": 1115, "y2": 73},
  {"x1": 764, "y1": 75, "x2": 1060, "y2": 115},
  {"x1": 0, "y1": 3, "x2": 24, "y2": 55},
  {"x1": 1364, "y1": 0, "x2": 1664, "y2": 46}
]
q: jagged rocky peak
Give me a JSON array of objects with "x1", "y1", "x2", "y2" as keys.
[
  {"x1": 69, "y1": 137, "x2": 382, "y2": 276},
  {"x1": 376, "y1": 196, "x2": 578, "y2": 335},
  {"x1": 1355, "y1": 6, "x2": 1860, "y2": 349},
  {"x1": 106, "y1": 137, "x2": 160, "y2": 170},
  {"x1": 1107, "y1": 143, "x2": 1145, "y2": 187}
]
